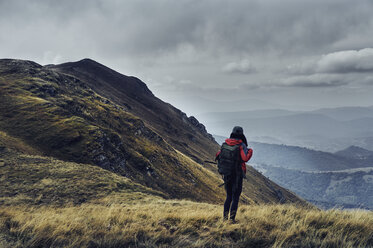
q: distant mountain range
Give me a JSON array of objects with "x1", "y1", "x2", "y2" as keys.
[
  {"x1": 253, "y1": 164, "x2": 373, "y2": 210},
  {"x1": 250, "y1": 141, "x2": 373, "y2": 209},
  {"x1": 313, "y1": 106, "x2": 373, "y2": 121},
  {"x1": 250, "y1": 142, "x2": 373, "y2": 171},
  {"x1": 0, "y1": 58, "x2": 304, "y2": 206},
  {"x1": 335, "y1": 145, "x2": 373, "y2": 161},
  {"x1": 199, "y1": 107, "x2": 373, "y2": 152}
]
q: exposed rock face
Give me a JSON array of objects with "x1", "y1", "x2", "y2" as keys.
[
  {"x1": 188, "y1": 116, "x2": 215, "y2": 141},
  {"x1": 90, "y1": 131, "x2": 127, "y2": 172},
  {"x1": 0, "y1": 59, "x2": 42, "y2": 75}
]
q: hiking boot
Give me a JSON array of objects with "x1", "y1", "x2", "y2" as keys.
[
  {"x1": 229, "y1": 219, "x2": 239, "y2": 224},
  {"x1": 223, "y1": 212, "x2": 229, "y2": 221}
]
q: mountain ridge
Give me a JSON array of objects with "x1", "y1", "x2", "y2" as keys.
[
  {"x1": 0, "y1": 58, "x2": 305, "y2": 206},
  {"x1": 250, "y1": 141, "x2": 373, "y2": 171},
  {"x1": 47, "y1": 58, "x2": 216, "y2": 163}
]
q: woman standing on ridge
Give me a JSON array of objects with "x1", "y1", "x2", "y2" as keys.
[{"x1": 215, "y1": 126, "x2": 253, "y2": 223}]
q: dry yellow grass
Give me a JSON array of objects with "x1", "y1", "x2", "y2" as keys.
[
  {"x1": 0, "y1": 146, "x2": 371, "y2": 247},
  {"x1": 1, "y1": 200, "x2": 372, "y2": 248},
  {"x1": 0, "y1": 131, "x2": 40, "y2": 156}
]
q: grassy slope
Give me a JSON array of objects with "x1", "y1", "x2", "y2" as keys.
[
  {"x1": 2, "y1": 59, "x2": 339, "y2": 247},
  {"x1": 0, "y1": 59, "x2": 306, "y2": 206},
  {"x1": 0, "y1": 148, "x2": 164, "y2": 207},
  {"x1": 0, "y1": 60, "x2": 224, "y2": 203},
  {"x1": 0, "y1": 149, "x2": 372, "y2": 248},
  {"x1": 48, "y1": 59, "x2": 218, "y2": 163}
]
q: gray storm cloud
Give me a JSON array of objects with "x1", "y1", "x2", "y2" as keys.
[
  {"x1": 281, "y1": 74, "x2": 350, "y2": 88},
  {"x1": 1, "y1": 0, "x2": 373, "y2": 112},
  {"x1": 282, "y1": 48, "x2": 373, "y2": 88},
  {"x1": 2, "y1": 0, "x2": 373, "y2": 60},
  {"x1": 222, "y1": 59, "x2": 256, "y2": 74}
]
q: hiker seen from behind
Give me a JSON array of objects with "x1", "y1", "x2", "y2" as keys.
[{"x1": 215, "y1": 126, "x2": 253, "y2": 223}]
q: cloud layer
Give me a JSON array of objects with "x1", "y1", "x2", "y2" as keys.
[
  {"x1": 1, "y1": 0, "x2": 373, "y2": 112},
  {"x1": 222, "y1": 59, "x2": 256, "y2": 74},
  {"x1": 288, "y1": 48, "x2": 373, "y2": 74},
  {"x1": 317, "y1": 48, "x2": 373, "y2": 73},
  {"x1": 281, "y1": 48, "x2": 373, "y2": 88}
]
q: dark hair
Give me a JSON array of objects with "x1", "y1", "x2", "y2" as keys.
[{"x1": 230, "y1": 132, "x2": 248, "y2": 146}]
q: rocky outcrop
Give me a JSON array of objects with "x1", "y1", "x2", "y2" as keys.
[{"x1": 188, "y1": 116, "x2": 215, "y2": 141}]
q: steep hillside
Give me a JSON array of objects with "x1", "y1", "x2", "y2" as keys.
[
  {"x1": 0, "y1": 58, "x2": 304, "y2": 206},
  {"x1": 0, "y1": 59, "x2": 222, "y2": 203},
  {"x1": 47, "y1": 59, "x2": 217, "y2": 163},
  {"x1": 0, "y1": 147, "x2": 164, "y2": 206}
]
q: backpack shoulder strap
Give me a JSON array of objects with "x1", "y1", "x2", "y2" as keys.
[{"x1": 221, "y1": 142, "x2": 239, "y2": 152}]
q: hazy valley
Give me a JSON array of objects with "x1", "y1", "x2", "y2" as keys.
[{"x1": 201, "y1": 107, "x2": 373, "y2": 152}]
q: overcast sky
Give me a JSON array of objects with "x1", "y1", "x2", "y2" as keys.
[{"x1": 1, "y1": 0, "x2": 373, "y2": 115}]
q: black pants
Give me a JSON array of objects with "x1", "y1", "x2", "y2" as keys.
[{"x1": 223, "y1": 173, "x2": 243, "y2": 220}]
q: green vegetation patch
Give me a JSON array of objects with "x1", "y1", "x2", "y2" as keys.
[{"x1": 0, "y1": 150, "x2": 164, "y2": 206}]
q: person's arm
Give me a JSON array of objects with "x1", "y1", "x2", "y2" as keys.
[
  {"x1": 215, "y1": 150, "x2": 221, "y2": 161},
  {"x1": 240, "y1": 144, "x2": 253, "y2": 162}
]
